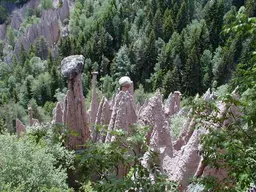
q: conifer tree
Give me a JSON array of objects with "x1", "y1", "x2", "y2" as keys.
[
  {"x1": 163, "y1": 9, "x2": 174, "y2": 42},
  {"x1": 176, "y1": 1, "x2": 189, "y2": 33},
  {"x1": 182, "y1": 46, "x2": 202, "y2": 95}
]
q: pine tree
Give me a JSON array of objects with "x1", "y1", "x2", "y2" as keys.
[
  {"x1": 153, "y1": 8, "x2": 163, "y2": 38},
  {"x1": 163, "y1": 66, "x2": 180, "y2": 97},
  {"x1": 34, "y1": 36, "x2": 49, "y2": 60},
  {"x1": 163, "y1": 9, "x2": 174, "y2": 42},
  {"x1": 176, "y1": 1, "x2": 189, "y2": 33},
  {"x1": 204, "y1": 0, "x2": 225, "y2": 50},
  {"x1": 182, "y1": 46, "x2": 202, "y2": 95}
]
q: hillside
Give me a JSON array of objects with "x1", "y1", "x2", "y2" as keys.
[{"x1": 0, "y1": 0, "x2": 256, "y2": 191}]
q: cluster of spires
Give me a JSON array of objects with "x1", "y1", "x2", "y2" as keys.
[{"x1": 15, "y1": 55, "x2": 240, "y2": 190}]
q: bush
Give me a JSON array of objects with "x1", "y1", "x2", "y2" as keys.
[
  {"x1": 41, "y1": 0, "x2": 53, "y2": 10},
  {"x1": 170, "y1": 114, "x2": 189, "y2": 140},
  {"x1": 0, "y1": 133, "x2": 73, "y2": 191},
  {"x1": 0, "y1": 101, "x2": 27, "y2": 133},
  {"x1": 76, "y1": 125, "x2": 178, "y2": 191}
]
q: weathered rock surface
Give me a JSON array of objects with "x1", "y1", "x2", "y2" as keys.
[
  {"x1": 16, "y1": 119, "x2": 26, "y2": 137},
  {"x1": 10, "y1": 11, "x2": 23, "y2": 30},
  {"x1": 164, "y1": 91, "x2": 181, "y2": 117},
  {"x1": 61, "y1": 55, "x2": 84, "y2": 79},
  {"x1": 94, "y1": 97, "x2": 112, "y2": 142},
  {"x1": 13, "y1": 0, "x2": 70, "y2": 55},
  {"x1": 89, "y1": 72, "x2": 99, "y2": 125},
  {"x1": 105, "y1": 91, "x2": 137, "y2": 142},
  {"x1": 62, "y1": 55, "x2": 90, "y2": 150},
  {"x1": 52, "y1": 101, "x2": 64, "y2": 124},
  {"x1": 138, "y1": 91, "x2": 173, "y2": 170},
  {"x1": 167, "y1": 128, "x2": 204, "y2": 190},
  {"x1": 0, "y1": 24, "x2": 6, "y2": 40},
  {"x1": 173, "y1": 117, "x2": 195, "y2": 151}
]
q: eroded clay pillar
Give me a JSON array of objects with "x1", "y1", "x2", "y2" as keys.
[{"x1": 61, "y1": 55, "x2": 90, "y2": 150}]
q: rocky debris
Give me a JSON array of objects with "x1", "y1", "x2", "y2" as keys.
[
  {"x1": 138, "y1": 91, "x2": 173, "y2": 170},
  {"x1": 105, "y1": 91, "x2": 137, "y2": 142},
  {"x1": 94, "y1": 97, "x2": 112, "y2": 142},
  {"x1": 164, "y1": 91, "x2": 181, "y2": 117},
  {"x1": 52, "y1": 101, "x2": 64, "y2": 124},
  {"x1": 61, "y1": 55, "x2": 90, "y2": 150},
  {"x1": 16, "y1": 119, "x2": 26, "y2": 137}
]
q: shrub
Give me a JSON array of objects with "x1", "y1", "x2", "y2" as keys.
[
  {"x1": 170, "y1": 114, "x2": 189, "y2": 140},
  {"x1": 0, "y1": 133, "x2": 73, "y2": 191}
]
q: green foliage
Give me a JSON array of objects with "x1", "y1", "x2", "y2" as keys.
[
  {"x1": 134, "y1": 84, "x2": 152, "y2": 105},
  {"x1": 0, "y1": 101, "x2": 27, "y2": 133},
  {"x1": 41, "y1": 0, "x2": 53, "y2": 10},
  {"x1": 44, "y1": 101, "x2": 56, "y2": 117},
  {"x1": 34, "y1": 36, "x2": 49, "y2": 60},
  {"x1": 76, "y1": 124, "x2": 177, "y2": 191},
  {"x1": 0, "y1": 132, "x2": 74, "y2": 192},
  {"x1": 0, "y1": 6, "x2": 8, "y2": 24},
  {"x1": 170, "y1": 114, "x2": 188, "y2": 140},
  {"x1": 7, "y1": 27, "x2": 16, "y2": 49},
  {"x1": 28, "y1": 99, "x2": 50, "y2": 123},
  {"x1": 100, "y1": 75, "x2": 115, "y2": 99},
  {"x1": 31, "y1": 72, "x2": 52, "y2": 106},
  {"x1": 192, "y1": 86, "x2": 256, "y2": 191}
]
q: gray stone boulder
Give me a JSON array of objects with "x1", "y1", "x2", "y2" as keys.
[{"x1": 61, "y1": 55, "x2": 85, "y2": 79}]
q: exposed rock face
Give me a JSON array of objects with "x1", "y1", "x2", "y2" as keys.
[
  {"x1": 94, "y1": 97, "x2": 112, "y2": 142},
  {"x1": 89, "y1": 72, "x2": 99, "y2": 125},
  {"x1": 174, "y1": 91, "x2": 181, "y2": 114},
  {"x1": 138, "y1": 91, "x2": 173, "y2": 170},
  {"x1": 167, "y1": 129, "x2": 204, "y2": 190},
  {"x1": 61, "y1": 55, "x2": 90, "y2": 150},
  {"x1": 52, "y1": 101, "x2": 64, "y2": 124},
  {"x1": 164, "y1": 91, "x2": 181, "y2": 117},
  {"x1": 173, "y1": 117, "x2": 195, "y2": 151},
  {"x1": 128, "y1": 81, "x2": 134, "y2": 95},
  {"x1": 16, "y1": 119, "x2": 26, "y2": 137},
  {"x1": 10, "y1": 11, "x2": 23, "y2": 30},
  {"x1": 14, "y1": 0, "x2": 70, "y2": 55},
  {"x1": 105, "y1": 91, "x2": 137, "y2": 142},
  {"x1": 0, "y1": 24, "x2": 6, "y2": 40}
]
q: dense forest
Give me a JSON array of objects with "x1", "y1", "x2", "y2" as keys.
[{"x1": 0, "y1": 0, "x2": 256, "y2": 191}]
